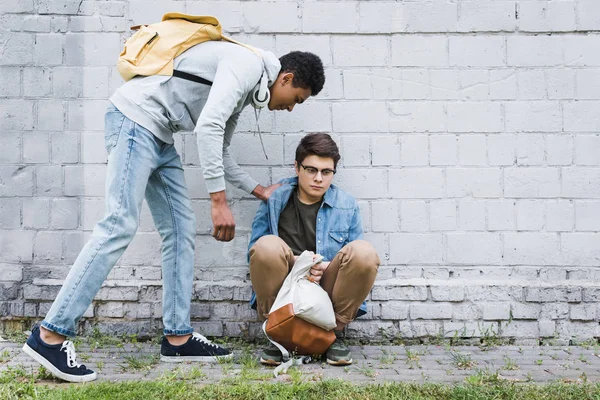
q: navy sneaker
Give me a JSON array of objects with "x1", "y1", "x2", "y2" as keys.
[
  {"x1": 160, "y1": 332, "x2": 233, "y2": 363},
  {"x1": 22, "y1": 326, "x2": 97, "y2": 383}
]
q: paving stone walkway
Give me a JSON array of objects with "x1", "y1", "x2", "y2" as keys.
[{"x1": 2, "y1": 335, "x2": 600, "y2": 385}]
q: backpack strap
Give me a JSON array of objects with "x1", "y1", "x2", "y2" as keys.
[
  {"x1": 262, "y1": 320, "x2": 311, "y2": 377},
  {"x1": 172, "y1": 69, "x2": 213, "y2": 86},
  {"x1": 162, "y1": 35, "x2": 261, "y2": 86},
  {"x1": 222, "y1": 35, "x2": 263, "y2": 60}
]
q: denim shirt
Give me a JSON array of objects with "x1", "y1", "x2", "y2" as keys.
[{"x1": 248, "y1": 177, "x2": 367, "y2": 317}]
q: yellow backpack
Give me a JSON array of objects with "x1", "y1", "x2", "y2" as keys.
[{"x1": 117, "y1": 12, "x2": 260, "y2": 82}]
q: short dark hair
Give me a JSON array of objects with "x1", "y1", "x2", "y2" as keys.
[
  {"x1": 279, "y1": 51, "x2": 325, "y2": 96},
  {"x1": 295, "y1": 133, "x2": 340, "y2": 169}
]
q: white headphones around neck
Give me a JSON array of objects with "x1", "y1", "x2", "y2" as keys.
[{"x1": 251, "y1": 71, "x2": 269, "y2": 109}]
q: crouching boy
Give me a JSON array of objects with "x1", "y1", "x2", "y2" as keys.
[{"x1": 247, "y1": 133, "x2": 380, "y2": 366}]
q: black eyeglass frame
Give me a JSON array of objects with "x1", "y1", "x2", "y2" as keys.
[{"x1": 299, "y1": 163, "x2": 337, "y2": 177}]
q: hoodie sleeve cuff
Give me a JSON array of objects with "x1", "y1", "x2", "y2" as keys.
[
  {"x1": 205, "y1": 176, "x2": 226, "y2": 194},
  {"x1": 240, "y1": 177, "x2": 260, "y2": 195}
]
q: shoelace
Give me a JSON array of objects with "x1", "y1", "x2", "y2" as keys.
[
  {"x1": 60, "y1": 341, "x2": 81, "y2": 369},
  {"x1": 191, "y1": 332, "x2": 219, "y2": 349}
]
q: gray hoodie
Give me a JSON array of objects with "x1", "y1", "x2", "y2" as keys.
[{"x1": 110, "y1": 40, "x2": 281, "y2": 194}]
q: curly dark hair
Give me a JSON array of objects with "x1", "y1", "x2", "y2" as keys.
[
  {"x1": 296, "y1": 133, "x2": 340, "y2": 169},
  {"x1": 279, "y1": 51, "x2": 325, "y2": 96}
]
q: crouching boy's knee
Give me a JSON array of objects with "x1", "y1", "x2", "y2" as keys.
[{"x1": 344, "y1": 240, "x2": 380, "y2": 273}]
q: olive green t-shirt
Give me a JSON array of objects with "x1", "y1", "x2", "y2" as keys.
[{"x1": 278, "y1": 189, "x2": 322, "y2": 256}]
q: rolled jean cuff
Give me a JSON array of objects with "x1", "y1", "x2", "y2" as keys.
[
  {"x1": 163, "y1": 328, "x2": 194, "y2": 336},
  {"x1": 334, "y1": 312, "x2": 353, "y2": 330},
  {"x1": 41, "y1": 320, "x2": 77, "y2": 338}
]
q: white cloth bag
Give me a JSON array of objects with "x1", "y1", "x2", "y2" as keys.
[
  {"x1": 269, "y1": 250, "x2": 337, "y2": 331},
  {"x1": 263, "y1": 250, "x2": 337, "y2": 376}
]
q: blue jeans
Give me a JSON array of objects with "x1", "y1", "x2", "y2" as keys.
[{"x1": 42, "y1": 105, "x2": 195, "y2": 337}]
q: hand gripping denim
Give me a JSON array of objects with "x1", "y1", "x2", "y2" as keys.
[{"x1": 42, "y1": 104, "x2": 196, "y2": 337}]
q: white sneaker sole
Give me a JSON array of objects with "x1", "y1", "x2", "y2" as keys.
[
  {"x1": 326, "y1": 358, "x2": 353, "y2": 366},
  {"x1": 160, "y1": 353, "x2": 233, "y2": 363},
  {"x1": 260, "y1": 357, "x2": 282, "y2": 366},
  {"x1": 22, "y1": 343, "x2": 97, "y2": 383}
]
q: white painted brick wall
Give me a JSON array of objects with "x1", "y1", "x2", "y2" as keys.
[{"x1": 2, "y1": 0, "x2": 600, "y2": 341}]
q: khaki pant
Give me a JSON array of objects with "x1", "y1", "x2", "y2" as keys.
[{"x1": 249, "y1": 235, "x2": 380, "y2": 330}]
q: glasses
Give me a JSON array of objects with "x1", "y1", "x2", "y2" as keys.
[{"x1": 300, "y1": 163, "x2": 336, "y2": 178}]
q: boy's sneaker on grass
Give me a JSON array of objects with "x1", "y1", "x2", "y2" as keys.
[
  {"x1": 259, "y1": 342, "x2": 283, "y2": 366},
  {"x1": 22, "y1": 325, "x2": 97, "y2": 383},
  {"x1": 160, "y1": 332, "x2": 232, "y2": 362},
  {"x1": 326, "y1": 339, "x2": 353, "y2": 366}
]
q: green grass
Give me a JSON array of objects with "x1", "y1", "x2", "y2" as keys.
[
  {"x1": 158, "y1": 366, "x2": 207, "y2": 382},
  {"x1": 464, "y1": 367, "x2": 500, "y2": 385},
  {"x1": 0, "y1": 349, "x2": 11, "y2": 364},
  {"x1": 118, "y1": 354, "x2": 160, "y2": 373},
  {"x1": 2, "y1": 380, "x2": 600, "y2": 400},
  {"x1": 378, "y1": 348, "x2": 398, "y2": 365},
  {"x1": 449, "y1": 351, "x2": 476, "y2": 370},
  {"x1": 503, "y1": 356, "x2": 520, "y2": 371},
  {"x1": 355, "y1": 363, "x2": 378, "y2": 378},
  {"x1": 404, "y1": 346, "x2": 427, "y2": 369},
  {"x1": 478, "y1": 325, "x2": 504, "y2": 350},
  {"x1": 0, "y1": 330, "x2": 28, "y2": 343}
]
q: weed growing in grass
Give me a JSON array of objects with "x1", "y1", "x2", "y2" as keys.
[
  {"x1": 119, "y1": 354, "x2": 159, "y2": 374},
  {"x1": 218, "y1": 355, "x2": 234, "y2": 375},
  {"x1": 181, "y1": 367, "x2": 206, "y2": 381},
  {"x1": 464, "y1": 367, "x2": 500, "y2": 385},
  {"x1": 0, "y1": 330, "x2": 28, "y2": 343},
  {"x1": 0, "y1": 349, "x2": 11, "y2": 363},
  {"x1": 450, "y1": 351, "x2": 476, "y2": 370},
  {"x1": 356, "y1": 363, "x2": 377, "y2": 378},
  {"x1": 233, "y1": 347, "x2": 272, "y2": 382},
  {"x1": 0, "y1": 364, "x2": 60, "y2": 384},
  {"x1": 0, "y1": 365, "x2": 32, "y2": 384},
  {"x1": 576, "y1": 339, "x2": 597, "y2": 349},
  {"x1": 286, "y1": 366, "x2": 304, "y2": 384},
  {"x1": 378, "y1": 348, "x2": 398, "y2": 365},
  {"x1": 405, "y1": 348, "x2": 418, "y2": 362},
  {"x1": 238, "y1": 368, "x2": 272, "y2": 382},
  {"x1": 36, "y1": 366, "x2": 55, "y2": 380},
  {"x1": 525, "y1": 372, "x2": 533, "y2": 382},
  {"x1": 83, "y1": 328, "x2": 150, "y2": 352},
  {"x1": 404, "y1": 347, "x2": 427, "y2": 369},
  {"x1": 479, "y1": 323, "x2": 502, "y2": 350},
  {"x1": 237, "y1": 346, "x2": 259, "y2": 370},
  {"x1": 159, "y1": 366, "x2": 206, "y2": 382},
  {"x1": 503, "y1": 356, "x2": 519, "y2": 371}
]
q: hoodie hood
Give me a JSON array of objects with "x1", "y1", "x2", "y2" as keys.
[{"x1": 254, "y1": 48, "x2": 281, "y2": 86}]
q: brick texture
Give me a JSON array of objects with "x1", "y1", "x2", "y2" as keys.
[{"x1": 1, "y1": 0, "x2": 600, "y2": 341}]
